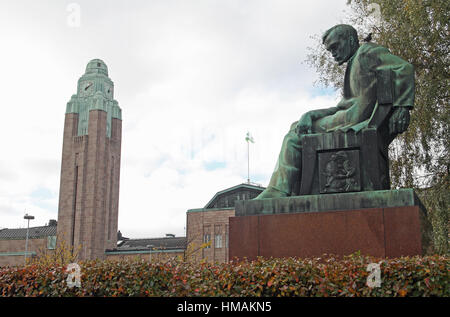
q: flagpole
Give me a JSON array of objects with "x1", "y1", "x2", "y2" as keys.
[
  {"x1": 247, "y1": 140, "x2": 250, "y2": 183},
  {"x1": 245, "y1": 132, "x2": 254, "y2": 184}
]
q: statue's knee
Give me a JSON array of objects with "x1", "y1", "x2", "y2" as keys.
[
  {"x1": 282, "y1": 134, "x2": 297, "y2": 148},
  {"x1": 285, "y1": 132, "x2": 302, "y2": 146},
  {"x1": 289, "y1": 121, "x2": 298, "y2": 131}
]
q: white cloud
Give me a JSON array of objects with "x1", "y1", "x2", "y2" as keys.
[{"x1": 0, "y1": 0, "x2": 347, "y2": 237}]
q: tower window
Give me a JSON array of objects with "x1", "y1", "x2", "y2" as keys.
[{"x1": 97, "y1": 62, "x2": 101, "y2": 67}]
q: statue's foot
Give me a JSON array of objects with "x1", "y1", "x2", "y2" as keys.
[{"x1": 254, "y1": 187, "x2": 289, "y2": 200}]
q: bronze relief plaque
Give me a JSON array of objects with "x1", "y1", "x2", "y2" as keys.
[{"x1": 318, "y1": 149, "x2": 361, "y2": 194}]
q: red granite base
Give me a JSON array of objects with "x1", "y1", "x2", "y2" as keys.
[{"x1": 229, "y1": 206, "x2": 432, "y2": 261}]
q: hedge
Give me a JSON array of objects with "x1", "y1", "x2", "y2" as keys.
[{"x1": 0, "y1": 254, "x2": 448, "y2": 297}]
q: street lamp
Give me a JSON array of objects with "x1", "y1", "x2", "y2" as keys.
[{"x1": 24, "y1": 213, "x2": 34, "y2": 265}]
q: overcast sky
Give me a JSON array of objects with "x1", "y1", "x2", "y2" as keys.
[{"x1": 0, "y1": 0, "x2": 350, "y2": 238}]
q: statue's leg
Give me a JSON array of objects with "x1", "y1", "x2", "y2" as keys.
[{"x1": 255, "y1": 122, "x2": 302, "y2": 199}]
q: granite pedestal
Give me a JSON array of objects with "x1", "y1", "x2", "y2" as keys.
[{"x1": 229, "y1": 189, "x2": 432, "y2": 260}]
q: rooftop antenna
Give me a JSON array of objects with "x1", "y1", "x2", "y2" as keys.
[{"x1": 245, "y1": 132, "x2": 255, "y2": 183}]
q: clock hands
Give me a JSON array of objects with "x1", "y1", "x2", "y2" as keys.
[{"x1": 82, "y1": 82, "x2": 112, "y2": 97}]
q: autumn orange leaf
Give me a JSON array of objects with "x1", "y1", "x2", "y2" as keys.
[{"x1": 398, "y1": 289, "x2": 407, "y2": 297}]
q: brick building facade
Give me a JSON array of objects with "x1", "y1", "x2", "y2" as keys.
[
  {"x1": 0, "y1": 221, "x2": 57, "y2": 267},
  {"x1": 186, "y1": 183, "x2": 264, "y2": 263}
]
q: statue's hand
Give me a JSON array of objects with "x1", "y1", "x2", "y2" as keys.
[
  {"x1": 389, "y1": 107, "x2": 410, "y2": 135},
  {"x1": 296, "y1": 112, "x2": 313, "y2": 135}
]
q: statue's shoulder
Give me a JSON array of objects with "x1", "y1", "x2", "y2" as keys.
[
  {"x1": 355, "y1": 42, "x2": 390, "y2": 66},
  {"x1": 358, "y1": 42, "x2": 390, "y2": 57}
]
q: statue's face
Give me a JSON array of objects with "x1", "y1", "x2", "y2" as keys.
[{"x1": 325, "y1": 30, "x2": 356, "y2": 65}]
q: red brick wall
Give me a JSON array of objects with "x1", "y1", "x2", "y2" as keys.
[
  {"x1": 186, "y1": 208, "x2": 235, "y2": 263},
  {"x1": 106, "y1": 118, "x2": 121, "y2": 251},
  {"x1": 57, "y1": 112, "x2": 79, "y2": 253},
  {"x1": 57, "y1": 110, "x2": 122, "y2": 261}
]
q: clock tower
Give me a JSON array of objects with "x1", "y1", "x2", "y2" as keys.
[{"x1": 57, "y1": 59, "x2": 122, "y2": 260}]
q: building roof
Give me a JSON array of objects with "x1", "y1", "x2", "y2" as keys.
[
  {"x1": 0, "y1": 225, "x2": 57, "y2": 240},
  {"x1": 203, "y1": 182, "x2": 265, "y2": 209},
  {"x1": 107, "y1": 236, "x2": 187, "y2": 253}
]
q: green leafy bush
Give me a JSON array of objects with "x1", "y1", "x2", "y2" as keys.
[{"x1": 0, "y1": 255, "x2": 448, "y2": 297}]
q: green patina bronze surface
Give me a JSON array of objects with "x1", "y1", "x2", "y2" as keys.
[
  {"x1": 256, "y1": 24, "x2": 414, "y2": 199},
  {"x1": 239, "y1": 188, "x2": 423, "y2": 216},
  {"x1": 66, "y1": 59, "x2": 122, "y2": 138}
]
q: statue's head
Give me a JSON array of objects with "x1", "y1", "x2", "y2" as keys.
[{"x1": 322, "y1": 24, "x2": 359, "y2": 65}]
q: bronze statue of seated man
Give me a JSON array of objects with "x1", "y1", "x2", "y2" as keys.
[{"x1": 255, "y1": 24, "x2": 414, "y2": 199}]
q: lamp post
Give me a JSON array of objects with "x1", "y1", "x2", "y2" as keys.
[{"x1": 24, "y1": 213, "x2": 34, "y2": 265}]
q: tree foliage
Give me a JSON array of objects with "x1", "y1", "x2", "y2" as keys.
[
  {"x1": 29, "y1": 235, "x2": 81, "y2": 268},
  {"x1": 306, "y1": 0, "x2": 449, "y2": 253}
]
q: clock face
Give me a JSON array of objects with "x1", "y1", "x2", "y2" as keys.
[{"x1": 81, "y1": 81, "x2": 94, "y2": 96}]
